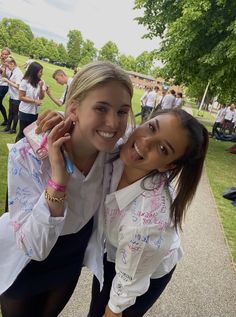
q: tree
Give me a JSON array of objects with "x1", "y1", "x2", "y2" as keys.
[
  {"x1": 67, "y1": 30, "x2": 83, "y2": 68},
  {"x1": 0, "y1": 23, "x2": 10, "y2": 48},
  {"x1": 134, "y1": 0, "x2": 236, "y2": 101},
  {"x1": 118, "y1": 54, "x2": 136, "y2": 71},
  {"x1": 135, "y1": 51, "x2": 154, "y2": 74},
  {"x1": 79, "y1": 40, "x2": 97, "y2": 66},
  {"x1": 57, "y1": 44, "x2": 68, "y2": 65},
  {"x1": 98, "y1": 41, "x2": 119, "y2": 63},
  {"x1": 30, "y1": 38, "x2": 46, "y2": 59},
  {"x1": 44, "y1": 40, "x2": 59, "y2": 63}
]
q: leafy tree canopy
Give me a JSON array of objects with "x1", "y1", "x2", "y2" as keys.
[{"x1": 135, "y1": 0, "x2": 236, "y2": 101}]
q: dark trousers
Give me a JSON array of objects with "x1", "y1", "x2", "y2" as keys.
[
  {"x1": 7, "y1": 99, "x2": 20, "y2": 131},
  {"x1": 141, "y1": 106, "x2": 153, "y2": 122},
  {"x1": 16, "y1": 112, "x2": 38, "y2": 142},
  {"x1": 1, "y1": 218, "x2": 94, "y2": 317},
  {"x1": 211, "y1": 121, "x2": 222, "y2": 137},
  {"x1": 88, "y1": 254, "x2": 176, "y2": 317},
  {"x1": 0, "y1": 85, "x2": 8, "y2": 122}
]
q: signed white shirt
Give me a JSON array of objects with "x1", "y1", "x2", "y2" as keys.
[
  {"x1": 0, "y1": 137, "x2": 110, "y2": 294},
  {"x1": 105, "y1": 159, "x2": 183, "y2": 313}
]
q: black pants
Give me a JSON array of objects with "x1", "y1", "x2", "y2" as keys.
[
  {"x1": 87, "y1": 254, "x2": 176, "y2": 317},
  {"x1": 16, "y1": 112, "x2": 38, "y2": 142},
  {"x1": 0, "y1": 85, "x2": 8, "y2": 122},
  {"x1": 7, "y1": 99, "x2": 20, "y2": 131},
  {"x1": 1, "y1": 218, "x2": 94, "y2": 317},
  {"x1": 141, "y1": 106, "x2": 153, "y2": 122}
]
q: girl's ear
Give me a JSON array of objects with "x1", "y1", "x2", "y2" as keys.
[
  {"x1": 67, "y1": 100, "x2": 78, "y2": 122},
  {"x1": 158, "y1": 163, "x2": 176, "y2": 173}
]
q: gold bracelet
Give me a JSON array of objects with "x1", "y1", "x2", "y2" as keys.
[{"x1": 45, "y1": 189, "x2": 66, "y2": 204}]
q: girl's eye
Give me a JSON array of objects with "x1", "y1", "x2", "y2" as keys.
[
  {"x1": 118, "y1": 110, "x2": 129, "y2": 116},
  {"x1": 96, "y1": 106, "x2": 107, "y2": 113},
  {"x1": 160, "y1": 144, "x2": 168, "y2": 155},
  {"x1": 148, "y1": 123, "x2": 155, "y2": 131}
]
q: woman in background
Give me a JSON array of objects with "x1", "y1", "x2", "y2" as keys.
[{"x1": 16, "y1": 61, "x2": 45, "y2": 142}]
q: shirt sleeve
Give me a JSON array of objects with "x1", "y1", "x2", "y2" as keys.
[
  {"x1": 8, "y1": 140, "x2": 67, "y2": 261},
  {"x1": 14, "y1": 70, "x2": 23, "y2": 86},
  {"x1": 19, "y1": 79, "x2": 27, "y2": 92},
  {"x1": 108, "y1": 225, "x2": 171, "y2": 313}
]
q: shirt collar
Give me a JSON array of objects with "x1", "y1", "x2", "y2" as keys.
[{"x1": 114, "y1": 177, "x2": 145, "y2": 210}]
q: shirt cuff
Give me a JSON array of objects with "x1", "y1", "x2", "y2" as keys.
[
  {"x1": 108, "y1": 300, "x2": 123, "y2": 314},
  {"x1": 32, "y1": 192, "x2": 67, "y2": 226}
]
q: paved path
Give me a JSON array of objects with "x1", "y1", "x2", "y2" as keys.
[
  {"x1": 60, "y1": 108, "x2": 236, "y2": 317},
  {"x1": 59, "y1": 170, "x2": 236, "y2": 317}
]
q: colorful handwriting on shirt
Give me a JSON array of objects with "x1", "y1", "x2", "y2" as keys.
[
  {"x1": 128, "y1": 233, "x2": 164, "y2": 253},
  {"x1": 105, "y1": 207, "x2": 124, "y2": 223}
]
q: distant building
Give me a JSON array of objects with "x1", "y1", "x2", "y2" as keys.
[{"x1": 126, "y1": 71, "x2": 156, "y2": 89}]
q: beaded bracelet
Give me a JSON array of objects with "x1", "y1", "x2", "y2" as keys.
[
  {"x1": 45, "y1": 189, "x2": 66, "y2": 204},
  {"x1": 47, "y1": 179, "x2": 66, "y2": 192}
]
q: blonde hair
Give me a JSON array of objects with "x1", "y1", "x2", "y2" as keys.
[
  {"x1": 65, "y1": 60, "x2": 134, "y2": 112},
  {"x1": 6, "y1": 56, "x2": 16, "y2": 64},
  {"x1": 1, "y1": 47, "x2": 11, "y2": 55},
  {"x1": 52, "y1": 69, "x2": 66, "y2": 78}
]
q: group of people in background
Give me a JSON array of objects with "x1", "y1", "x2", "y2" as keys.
[
  {"x1": 139, "y1": 85, "x2": 183, "y2": 122},
  {"x1": 0, "y1": 47, "x2": 71, "y2": 142},
  {"x1": 210, "y1": 103, "x2": 236, "y2": 138}
]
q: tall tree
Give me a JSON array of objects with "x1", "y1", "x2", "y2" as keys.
[
  {"x1": 0, "y1": 18, "x2": 34, "y2": 55},
  {"x1": 79, "y1": 39, "x2": 97, "y2": 66},
  {"x1": 134, "y1": 0, "x2": 236, "y2": 101},
  {"x1": 30, "y1": 38, "x2": 46, "y2": 59},
  {"x1": 118, "y1": 54, "x2": 136, "y2": 71},
  {"x1": 98, "y1": 41, "x2": 119, "y2": 63},
  {"x1": 57, "y1": 43, "x2": 68, "y2": 65},
  {"x1": 67, "y1": 30, "x2": 83, "y2": 68},
  {"x1": 135, "y1": 51, "x2": 154, "y2": 75},
  {"x1": 0, "y1": 23, "x2": 10, "y2": 48}
]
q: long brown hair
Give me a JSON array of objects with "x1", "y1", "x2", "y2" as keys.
[{"x1": 147, "y1": 108, "x2": 209, "y2": 229}]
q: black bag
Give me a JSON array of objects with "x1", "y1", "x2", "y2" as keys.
[{"x1": 223, "y1": 187, "x2": 236, "y2": 201}]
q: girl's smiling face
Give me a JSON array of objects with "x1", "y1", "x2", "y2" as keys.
[
  {"x1": 69, "y1": 81, "x2": 131, "y2": 155},
  {"x1": 120, "y1": 113, "x2": 190, "y2": 177}
]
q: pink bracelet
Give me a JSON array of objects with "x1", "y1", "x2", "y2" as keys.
[{"x1": 47, "y1": 179, "x2": 66, "y2": 192}]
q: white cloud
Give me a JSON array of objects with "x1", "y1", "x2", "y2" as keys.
[{"x1": 0, "y1": 0, "x2": 161, "y2": 57}]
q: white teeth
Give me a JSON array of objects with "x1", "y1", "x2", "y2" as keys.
[
  {"x1": 98, "y1": 131, "x2": 115, "y2": 138},
  {"x1": 134, "y1": 143, "x2": 143, "y2": 158}
]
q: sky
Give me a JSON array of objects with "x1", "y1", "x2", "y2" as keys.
[{"x1": 0, "y1": 0, "x2": 161, "y2": 57}]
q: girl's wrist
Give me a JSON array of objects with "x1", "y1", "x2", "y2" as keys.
[{"x1": 48, "y1": 178, "x2": 67, "y2": 192}]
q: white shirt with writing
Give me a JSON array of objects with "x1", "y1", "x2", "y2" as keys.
[{"x1": 105, "y1": 159, "x2": 183, "y2": 313}]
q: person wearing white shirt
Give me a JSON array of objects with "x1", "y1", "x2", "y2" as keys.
[
  {"x1": 222, "y1": 104, "x2": 235, "y2": 134},
  {"x1": 0, "y1": 61, "x2": 133, "y2": 317},
  {"x1": 16, "y1": 61, "x2": 46, "y2": 142},
  {"x1": 0, "y1": 47, "x2": 11, "y2": 126},
  {"x1": 88, "y1": 108, "x2": 209, "y2": 317},
  {"x1": 141, "y1": 86, "x2": 159, "y2": 121},
  {"x1": 211, "y1": 104, "x2": 226, "y2": 137},
  {"x1": 46, "y1": 69, "x2": 73, "y2": 107},
  {"x1": 174, "y1": 92, "x2": 183, "y2": 108},
  {"x1": 161, "y1": 89, "x2": 176, "y2": 110},
  {"x1": 1, "y1": 57, "x2": 23, "y2": 134}
]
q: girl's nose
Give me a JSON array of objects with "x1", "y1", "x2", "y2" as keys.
[
  {"x1": 106, "y1": 112, "x2": 119, "y2": 129},
  {"x1": 141, "y1": 136, "x2": 153, "y2": 148}
]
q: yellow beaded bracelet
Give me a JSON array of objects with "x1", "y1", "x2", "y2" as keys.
[{"x1": 45, "y1": 189, "x2": 66, "y2": 204}]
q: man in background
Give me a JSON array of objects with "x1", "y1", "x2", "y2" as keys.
[{"x1": 46, "y1": 69, "x2": 73, "y2": 106}]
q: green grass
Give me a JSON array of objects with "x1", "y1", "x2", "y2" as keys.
[
  {"x1": 186, "y1": 103, "x2": 236, "y2": 265},
  {"x1": 0, "y1": 55, "x2": 235, "y2": 268}
]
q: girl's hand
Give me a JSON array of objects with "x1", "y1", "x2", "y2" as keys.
[
  {"x1": 36, "y1": 110, "x2": 66, "y2": 134},
  {"x1": 35, "y1": 99, "x2": 43, "y2": 106},
  {"x1": 47, "y1": 121, "x2": 72, "y2": 186},
  {"x1": 103, "y1": 306, "x2": 122, "y2": 317}
]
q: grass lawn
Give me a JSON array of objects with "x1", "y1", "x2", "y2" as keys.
[
  {"x1": 189, "y1": 104, "x2": 236, "y2": 264},
  {"x1": 0, "y1": 54, "x2": 235, "y2": 269}
]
